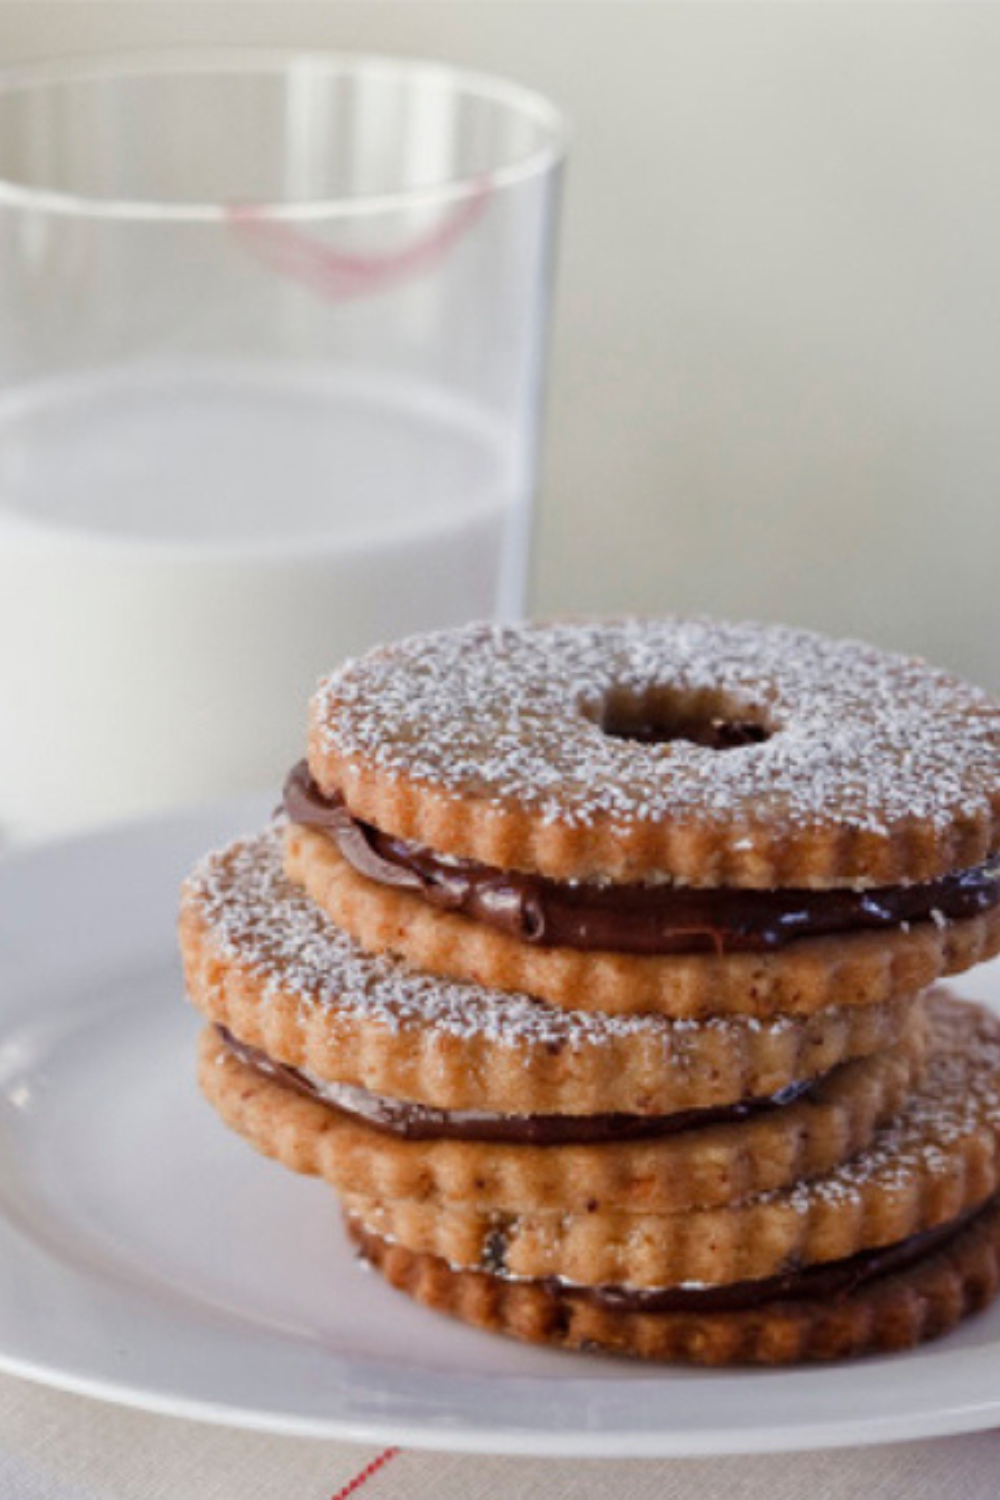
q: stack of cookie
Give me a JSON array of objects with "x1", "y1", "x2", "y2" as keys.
[{"x1": 181, "y1": 619, "x2": 1000, "y2": 1363}]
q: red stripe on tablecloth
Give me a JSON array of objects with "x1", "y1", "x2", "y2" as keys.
[{"x1": 330, "y1": 1447, "x2": 400, "y2": 1499}]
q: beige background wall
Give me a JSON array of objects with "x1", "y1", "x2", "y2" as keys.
[{"x1": 3, "y1": 2, "x2": 1000, "y2": 684}]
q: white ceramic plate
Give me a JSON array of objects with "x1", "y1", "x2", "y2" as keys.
[{"x1": 3, "y1": 800, "x2": 1000, "y2": 1457}]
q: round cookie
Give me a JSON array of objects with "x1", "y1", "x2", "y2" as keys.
[
  {"x1": 286, "y1": 823, "x2": 1000, "y2": 1018},
  {"x1": 338, "y1": 995, "x2": 1000, "y2": 1288},
  {"x1": 182, "y1": 827, "x2": 925, "y2": 1116},
  {"x1": 348, "y1": 1195, "x2": 1000, "y2": 1365},
  {"x1": 198, "y1": 1012, "x2": 927, "y2": 1215},
  {"x1": 308, "y1": 619, "x2": 1000, "y2": 885}
]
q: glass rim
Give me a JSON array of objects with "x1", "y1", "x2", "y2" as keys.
[{"x1": 0, "y1": 47, "x2": 569, "y2": 222}]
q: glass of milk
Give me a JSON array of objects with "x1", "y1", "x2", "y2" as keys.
[{"x1": 0, "y1": 52, "x2": 566, "y2": 837}]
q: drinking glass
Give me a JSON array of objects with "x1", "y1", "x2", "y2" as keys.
[{"x1": 0, "y1": 51, "x2": 566, "y2": 835}]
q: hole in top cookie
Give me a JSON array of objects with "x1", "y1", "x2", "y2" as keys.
[{"x1": 597, "y1": 688, "x2": 773, "y2": 751}]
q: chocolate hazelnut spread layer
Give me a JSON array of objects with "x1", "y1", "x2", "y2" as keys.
[
  {"x1": 218, "y1": 1026, "x2": 817, "y2": 1144},
  {"x1": 284, "y1": 762, "x2": 1000, "y2": 956}
]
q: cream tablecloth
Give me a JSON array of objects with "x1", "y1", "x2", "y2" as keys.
[{"x1": 1, "y1": 1369, "x2": 999, "y2": 1499}]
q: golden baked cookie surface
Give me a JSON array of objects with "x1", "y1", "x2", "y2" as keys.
[{"x1": 308, "y1": 618, "x2": 1000, "y2": 884}]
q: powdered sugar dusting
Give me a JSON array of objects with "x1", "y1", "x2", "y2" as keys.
[
  {"x1": 758, "y1": 995, "x2": 1000, "y2": 1214},
  {"x1": 314, "y1": 619, "x2": 1000, "y2": 838},
  {"x1": 184, "y1": 826, "x2": 800, "y2": 1051}
]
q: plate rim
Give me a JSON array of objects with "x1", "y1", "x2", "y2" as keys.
[{"x1": 1, "y1": 1343, "x2": 999, "y2": 1457}]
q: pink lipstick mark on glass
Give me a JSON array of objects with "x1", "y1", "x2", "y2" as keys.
[{"x1": 226, "y1": 178, "x2": 491, "y2": 302}]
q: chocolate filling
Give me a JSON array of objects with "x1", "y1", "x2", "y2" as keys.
[
  {"x1": 353, "y1": 1198, "x2": 992, "y2": 1314},
  {"x1": 218, "y1": 1026, "x2": 817, "y2": 1145},
  {"x1": 284, "y1": 761, "x2": 1000, "y2": 955},
  {"x1": 599, "y1": 712, "x2": 771, "y2": 750}
]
